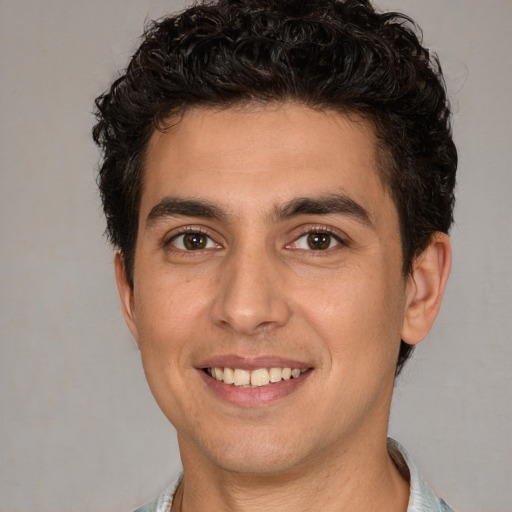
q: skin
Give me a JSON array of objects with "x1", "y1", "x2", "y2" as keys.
[{"x1": 115, "y1": 103, "x2": 451, "y2": 512}]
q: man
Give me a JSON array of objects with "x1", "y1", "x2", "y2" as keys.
[{"x1": 93, "y1": 0, "x2": 457, "y2": 510}]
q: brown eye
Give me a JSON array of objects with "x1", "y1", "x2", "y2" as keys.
[
  {"x1": 183, "y1": 233, "x2": 207, "y2": 250},
  {"x1": 288, "y1": 231, "x2": 341, "y2": 251},
  {"x1": 306, "y1": 233, "x2": 333, "y2": 250},
  {"x1": 170, "y1": 232, "x2": 217, "y2": 251}
]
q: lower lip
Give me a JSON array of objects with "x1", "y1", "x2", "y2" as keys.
[{"x1": 198, "y1": 369, "x2": 311, "y2": 406}]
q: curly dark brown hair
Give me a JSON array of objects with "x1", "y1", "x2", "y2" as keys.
[{"x1": 93, "y1": 0, "x2": 457, "y2": 375}]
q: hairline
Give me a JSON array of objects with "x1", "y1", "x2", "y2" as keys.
[{"x1": 123, "y1": 100, "x2": 407, "y2": 286}]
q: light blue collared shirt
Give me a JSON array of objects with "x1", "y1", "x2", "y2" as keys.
[{"x1": 133, "y1": 439, "x2": 454, "y2": 512}]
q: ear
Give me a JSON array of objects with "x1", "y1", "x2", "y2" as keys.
[
  {"x1": 114, "y1": 251, "x2": 140, "y2": 344},
  {"x1": 401, "y1": 233, "x2": 452, "y2": 345}
]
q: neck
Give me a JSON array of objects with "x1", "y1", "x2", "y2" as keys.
[{"x1": 176, "y1": 434, "x2": 409, "y2": 512}]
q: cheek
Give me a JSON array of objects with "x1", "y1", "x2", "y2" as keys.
[
  {"x1": 294, "y1": 263, "x2": 404, "y2": 365},
  {"x1": 132, "y1": 272, "x2": 204, "y2": 365},
  {"x1": 135, "y1": 263, "x2": 207, "y2": 322},
  {"x1": 132, "y1": 277, "x2": 208, "y2": 421}
]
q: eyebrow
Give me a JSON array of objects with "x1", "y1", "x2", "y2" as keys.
[
  {"x1": 146, "y1": 197, "x2": 228, "y2": 228},
  {"x1": 277, "y1": 194, "x2": 373, "y2": 228},
  {"x1": 145, "y1": 193, "x2": 373, "y2": 229}
]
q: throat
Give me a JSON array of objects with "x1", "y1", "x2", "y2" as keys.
[{"x1": 177, "y1": 440, "x2": 410, "y2": 512}]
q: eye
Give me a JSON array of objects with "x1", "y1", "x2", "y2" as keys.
[
  {"x1": 290, "y1": 232, "x2": 341, "y2": 250},
  {"x1": 169, "y1": 232, "x2": 219, "y2": 251}
]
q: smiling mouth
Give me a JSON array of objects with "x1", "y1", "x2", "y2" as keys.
[{"x1": 205, "y1": 367, "x2": 308, "y2": 387}]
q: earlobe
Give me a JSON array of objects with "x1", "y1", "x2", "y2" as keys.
[
  {"x1": 401, "y1": 233, "x2": 452, "y2": 345},
  {"x1": 114, "y1": 251, "x2": 140, "y2": 343}
]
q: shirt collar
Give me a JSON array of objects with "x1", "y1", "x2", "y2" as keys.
[
  {"x1": 388, "y1": 438, "x2": 453, "y2": 512},
  {"x1": 151, "y1": 439, "x2": 453, "y2": 512}
]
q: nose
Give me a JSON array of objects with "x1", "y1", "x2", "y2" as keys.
[{"x1": 210, "y1": 247, "x2": 291, "y2": 336}]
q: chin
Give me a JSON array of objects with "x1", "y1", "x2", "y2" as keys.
[{"x1": 184, "y1": 424, "x2": 314, "y2": 476}]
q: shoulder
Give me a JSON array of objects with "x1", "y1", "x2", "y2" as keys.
[
  {"x1": 131, "y1": 474, "x2": 182, "y2": 512},
  {"x1": 439, "y1": 499, "x2": 456, "y2": 512},
  {"x1": 388, "y1": 439, "x2": 456, "y2": 512},
  {"x1": 132, "y1": 496, "x2": 159, "y2": 512}
]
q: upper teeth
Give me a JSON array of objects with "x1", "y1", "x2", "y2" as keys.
[{"x1": 207, "y1": 367, "x2": 306, "y2": 387}]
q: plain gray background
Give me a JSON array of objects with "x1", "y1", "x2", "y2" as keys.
[{"x1": 1, "y1": 0, "x2": 511, "y2": 511}]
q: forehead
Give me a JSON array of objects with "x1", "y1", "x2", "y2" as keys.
[{"x1": 141, "y1": 103, "x2": 395, "y2": 225}]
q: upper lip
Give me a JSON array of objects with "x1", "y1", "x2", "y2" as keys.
[{"x1": 196, "y1": 354, "x2": 312, "y2": 370}]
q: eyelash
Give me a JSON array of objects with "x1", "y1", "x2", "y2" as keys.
[
  {"x1": 163, "y1": 225, "x2": 348, "y2": 253},
  {"x1": 287, "y1": 226, "x2": 348, "y2": 252},
  {"x1": 164, "y1": 227, "x2": 221, "y2": 253}
]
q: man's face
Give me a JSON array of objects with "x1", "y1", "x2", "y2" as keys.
[{"x1": 118, "y1": 103, "x2": 411, "y2": 475}]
